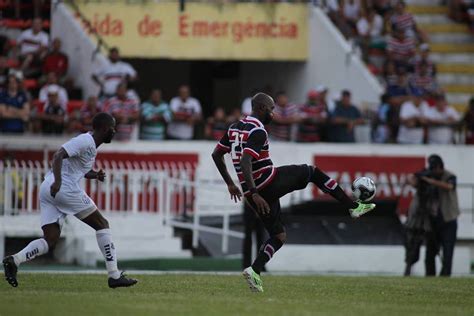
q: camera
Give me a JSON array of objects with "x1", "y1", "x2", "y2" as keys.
[{"x1": 414, "y1": 169, "x2": 433, "y2": 180}]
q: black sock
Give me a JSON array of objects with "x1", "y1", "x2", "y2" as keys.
[
  {"x1": 251, "y1": 237, "x2": 283, "y2": 274},
  {"x1": 309, "y1": 166, "x2": 358, "y2": 209}
]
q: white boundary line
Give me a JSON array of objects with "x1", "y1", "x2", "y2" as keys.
[{"x1": 20, "y1": 270, "x2": 474, "y2": 277}]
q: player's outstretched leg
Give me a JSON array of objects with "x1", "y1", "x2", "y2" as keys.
[
  {"x1": 3, "y1": 223, "x2": 59, "y2": 287},
  {"x1": 309, "y1": 166, "x2": 375, "y2": 217},
  {"x1": 81, "y1": 210, "x2": 137, "y2": 288},
  {"x1": 243, "y1": 232, "x2": 285, "y2": 292}
]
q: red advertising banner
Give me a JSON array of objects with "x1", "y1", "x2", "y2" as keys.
[{"x1": 313, "y1": 155, "x2": 426, "y2": 214}]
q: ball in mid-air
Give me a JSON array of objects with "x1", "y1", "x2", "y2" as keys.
[{"x1": 352, "y1": 177, "x2": 376, "y2": 202}]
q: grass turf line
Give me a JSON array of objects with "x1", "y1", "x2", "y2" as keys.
[{"x1": 0, "y1": 274, "x2": 473, "y2": 316}]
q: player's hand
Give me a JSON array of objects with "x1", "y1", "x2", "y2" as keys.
[
  {"x1": 227, "y1": 184, "x2": 242, "y2": 203},
  {"x1": 252, "y1": 193, "x2": 270, "y2": 215},
  {"x1": 97, "y1": 169, "x2": 106, "y2": 182},
  {"x1": 50, "y1": 181, "x2": 61, "y2": 198}
]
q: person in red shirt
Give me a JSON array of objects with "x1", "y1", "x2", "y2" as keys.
[
  {"x1": 42, "y1": 38, "x2": 69, "y2": 84},
  {"x1": 298, "y1": 90, "x2": 329, "y2": 142},
  {"x1": 205, "y1": 107, "x2": 231, "y2": 141},
  {"x1": 103, "y1": 83, "x2": 139, "y2": 141}
]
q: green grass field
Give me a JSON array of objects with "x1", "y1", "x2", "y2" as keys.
[{"x1": 0, "y1": 273, "x2": 473, "y2": 316}]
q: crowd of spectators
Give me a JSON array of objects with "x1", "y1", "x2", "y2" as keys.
[{"x1": 0, "y1": 1, "x2": 473, "y2": 144}]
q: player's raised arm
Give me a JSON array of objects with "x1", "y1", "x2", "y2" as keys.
[{"x1": 50, "y1": 147, "x2": 69, "y2": 197}]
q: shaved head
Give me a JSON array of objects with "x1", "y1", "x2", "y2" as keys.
[
  {"x1": 250, "y1": 92, "x2": 275, "y2": 124},
  {"x1": 251, "y1": 93, "x2": 274, "y2": 111}
]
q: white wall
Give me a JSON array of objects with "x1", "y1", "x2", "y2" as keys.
[{"x1": 51, "y1": 2, "x2": 107, "y2": 99}]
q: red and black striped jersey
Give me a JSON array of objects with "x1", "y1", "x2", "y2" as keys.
[{"x1": 215, "y1": 116, "x2": 276, "y2": 196}]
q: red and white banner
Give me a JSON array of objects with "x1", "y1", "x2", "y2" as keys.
[{"x1": 313, "y1": 155, "x2": 426, "y2": 213}]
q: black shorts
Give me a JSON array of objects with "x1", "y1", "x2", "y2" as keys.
[{"x1": 245, "y1": 164, "x2": 312, "y2": 236}]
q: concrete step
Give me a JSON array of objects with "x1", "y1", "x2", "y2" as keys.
[
  {"x1": 438, "y1": 73, "x2": 474, "y2": 85},
  {"x1": 407, "y1": 5, "x2": 447, "y2": 15},
  {"x1": 414, "y1": 14, "x2": 451, "y2": 25},
  {"x1": 419, "y1": 23, "x2": 470, "y2": 33},
  {"x1": 431, "y1": 43, "x2": 474, "y2": 53},
  {"x1": 429, "y1": 33, "x2": 474, "y2": 44},
  {"x1": 442, "y1": 84, "x2": 474, "y2": 94},
  {"x1": 438, "y1": 63, "x2": 474, "y2": 73},
  {"x1": 447, "y1": 93, "x2": 472, "y2": 105},
  {"x1": 431, "y1": 53, "x2": 474, "y2": 64}
]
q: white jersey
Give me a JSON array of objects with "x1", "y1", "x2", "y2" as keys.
[
  {"x1": 45, "y1": 133, "x2": 97, "y2": 189},
  {"x1": 18, "y1": 29, "x2": 49, "y2": 55},
  {"x1": 95, "y1": 61, "x2": 137, "y2": 96},
  {"x1": 167, "y1": 97, "x2": 202, "y2": 140}
]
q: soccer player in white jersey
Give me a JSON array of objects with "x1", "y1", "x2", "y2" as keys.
[{"x1": 3, "y1": 113, "x2": 137, "y2": 288}]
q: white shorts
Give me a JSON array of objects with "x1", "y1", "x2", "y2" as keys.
[{"x1": 39, "y1": 178, "x2": 97, "y2": 227}]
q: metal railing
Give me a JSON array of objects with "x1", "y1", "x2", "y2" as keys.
[
  {"x1": 1, "y1": 160, "x2": 472, "y2": 253},
  {"x1": 0, "y1": 159, "x2": 242, "y2": 253}
]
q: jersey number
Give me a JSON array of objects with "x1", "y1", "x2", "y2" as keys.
[{"x1": 230, "y1": 132, "x2": 244, "y2": 160}]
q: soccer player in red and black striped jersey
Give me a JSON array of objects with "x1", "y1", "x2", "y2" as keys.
[{"x1": 212, "y1": 93, "x2": 375, "y2": 292}]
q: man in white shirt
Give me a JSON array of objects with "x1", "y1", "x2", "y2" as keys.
[
  {"x1": 39, "y1": 72, "x2": 68, "y2": 109},
  {"x1": 2, "y1": 113, "x2": 137, "y2": 289},
  {"x1": 92, "y1": 47, "x2": 137, "y2": 98},
  {"x1": 425, "y1": 95, "x2": 461, "y2": 144},
  {"x1": 397, "y1": 90, "x2": 429, "y2": 144},
  {"x1": 17, "y1": 18, "x2": 49, "y2": 72},
  {"x1": 168, "y1": 85, "x2": 202, "y2": 140}
]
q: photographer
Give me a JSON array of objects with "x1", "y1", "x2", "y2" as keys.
[{"x1": 405, "y1": 155, "x2": 459, "y2": 276}]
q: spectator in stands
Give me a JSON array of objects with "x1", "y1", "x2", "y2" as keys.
[
  {"x1": 39, "y1": 85, "x2": 66, "y2": 134},
  {"x1": 397, "y1": 89, "x2": 429, "y2": 144},
  {"x1": 0, "y1": 74, "x2": 30, "y2": 133},
  {"x1": 92, "y1": 47, "x2": 137, "y2": 99},
  {"x1": 356, "y1": 7, "x2": 384, "y2": 62},
  {"x1": 390, "y1": 0, "x2": 424, "y2": 41},
  {"x1": 140, "y1": 89, "x2": 172, "y2": 141},
  {"x1": 327, "y1": 0, "x2": 354, "y2": 38},
  {"x1": 373, "y1": 0, "x2": 392, "y2": 17},
  {"x1": 42, "y1": 38, "x2": 69, "y2": 84},
  {"x1": 103, "y1": 82, "x2": 140, "y2": 141},
  {"x1": 387, "y1": 68, "x2": 414, "y2": 106},
  {"x1": 383, "y1": 61, "x2": 399, "y2": 87},
  {"x1": 205, "y1": 107, "x2": 230, "y2": 141},
  {"x1": 342, "y1": 0, "x2": 361, "y2": 31},
  {"x1": 0, "y1": 56, "x2": 9, "y2": 88},
  {"x1": 424, "y1": 94, "x2": 461, "y2": 144},
  {"x1": 298, "y1": 89, "x2": 328, "y2": 142},
  {"x1": 268, "y1": 91, "x2": 301, "y2": 141},
  {"x1": 39, "y1": 72, "x2": 68, "y2": 109},
  {"x1": 80, "y1": 96, "x2": 101, "y2": 132},
  {"x1": 17, "y1": 18, "x2": 49, "y2": 77},
  {"x1": 410, "y1": 61, "x2": 438, "y2": 96},
  {"x1": 316, "y1": 85, "x2": 336, "y2": 113},
  {"x1": 328, "y1": 90, "x2": 364, "y2": 142},
  {"x1": 415, "y1": 43, "x2": 436, "y2": 77},
  {"x1": 464, "y1": 97, "x2": 474, "y2": 144},
  {"x1": 373, "y1": 93, "x2": 392, "y2": 143},
  {"x1": 387, "y1": 27, "x2": 416, "y2": 72},
  {"x1": 168, "y1": 85, "x2": 202, "y2": 140}
]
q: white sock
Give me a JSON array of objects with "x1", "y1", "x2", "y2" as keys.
[
  {"x1": 13, "y1": 238, "x2": 49, "y2": 266},
  {"x1": 96, "y1": 229, "x2": 120, "y2": 279}
]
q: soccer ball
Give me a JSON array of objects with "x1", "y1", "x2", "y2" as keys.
[{"x1": 352, "y1": 177, "x2": 376, "y2": 202}]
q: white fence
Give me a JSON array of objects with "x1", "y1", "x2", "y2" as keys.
[{"x1": 0, "y1": 160, "x2": 243, "y2": 253}]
